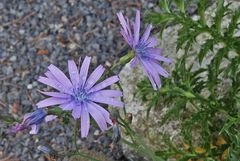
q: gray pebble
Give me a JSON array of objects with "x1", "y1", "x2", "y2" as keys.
[
  {"x1": 9, "y1": 56, "x2": 17, "y2": 62},
  {"x1": 0, "y1": 0, "x2": 164, "y2": 160}
]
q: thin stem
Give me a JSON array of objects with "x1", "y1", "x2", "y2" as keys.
[
  {"x1": 110, "y1": 61, "x2": 121, "y2": 72},
  {"x1": 190, "y1": 101, "x2": 200, "y2": 111},
  {"x1": 74, "y1": 120, "x2": 78, "y2": 149},
  {"x1": 116, "y1": 82, "x2": 127, "y2": 116}
]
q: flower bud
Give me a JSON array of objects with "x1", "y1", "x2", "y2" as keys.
[{"x1": 112, "y1": 123, "x2": 121, "y2": 143}]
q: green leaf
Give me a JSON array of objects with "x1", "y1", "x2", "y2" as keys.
[
  {"x1": 197, "y1": 0, "x2": 208, "y2": 25},
  {"x1": 0, "y1": 114, "x2": 18, "y2": 124},
  {"x1": 174, "y1": 0, "x2": 185, "y2": 13},
  {"x1": 212, "y1": 48, "x2": 226, "y2": 74},
  {"x1": 147, "y1": 12, "x2": 175, "y2": 25},
  {"x1": 161, "y1": 98, "x2": 187, "y2": 125},
  {"x1": 225, "y1": 9, "x2": 240, "y2": 37},
  {"x1": 198, "y1": 39, "x2": 215, "y2": 64},
  {"x1": 214, "y1": 0, "x2": 227, "y2": 33},
  {"x1": 159, "y1": 0, "x2": 171, "y2": 13}
]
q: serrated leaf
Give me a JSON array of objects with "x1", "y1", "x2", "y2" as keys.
[
  {"x1": 159, "y1": 22, "x2": 168, "y2": 38},
  {"x1": 226, "y1": 9, "x2": 240, "y2": 36},
  {"x1": 210, "y1": 48, "x2": 226, "y2": 76},
  {"x1": 193, "y1": 80, "x2": 206, "y2": 93},
  {"x1": 198, "y1": 39, "x2": 215, "y2": 64}
]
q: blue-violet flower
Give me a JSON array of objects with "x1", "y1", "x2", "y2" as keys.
[
  {"x1": 37, "y1": 56, "x2": 123, "y2": 137},
  {"x1": 10, "y1": 109, "x2": 56, "y2": 134},
  {"x1": 117, "y1": 10, "x2": 172, "y2": 90}
]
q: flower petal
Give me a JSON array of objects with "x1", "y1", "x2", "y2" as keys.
[
  {"x1": 81, "y1": 105, "x2": 90, "y2": 138},
  {"x1": 147, "y1": 54, "x2": 172, "y2": 63},
  {"x1": 72, "y1": 104, "x2": 82, "y2": 119},
  {"x1": 85, "y1": 65, "x2": 105, "y2": 90},
  {"x1": 88, "y1": 75, "x2": 119, "y2": 93},
  {"x1": 68, "y1": 60, "x2": 80, "y2": 88},
  {"x1": 38, "y1": 76, "x2": 64, "y2": 92},
  {"x1": 134, "y1": 10, "x2": 140, "y2": 46},
  {"x1": 89, "y1": 102, "x2": 112, "y2": 125},
  {"x1": 43, "y1": 71, "x2": 72, "y2": 94},
  {"x1": 120, "y1": 29, "x2": 132, "y2": 47},
  {"x1": 60, "y1": 101, "x2": 76, "y2": 111},
  {"x1": 146, "y1": 36, "x2": 158, "y2": 47},
  {"x1": 39, "y1": 91, "x2": 70, "y2": 98},
  {"x1": 89, "y1": 95, "x2": 124, "y2": 108},
  {"x1": 151, "y1": 61, "x2": 170, "y2": 78},
  {"x1": 29, "y1": 125, "x2": 40, "y2": 134},
  {"x1": 87, "y1": 103, "x2": 107, "y2": 131},
  {"x1": 37, "y1": 97, "x2": 70, "y2": 108},
  {"x1": 146, "y1": 48, "x2": 172, "y2": 63},
  {"x1": 141, "y1": 60, "x2": 161, "y2": 89},
  {"x1": 79, "y1": 56, "x2": 91, "y2": 87},
  {"x1": 117, "y1": 12, "x2": 128, "y2": 36},
  {"x1": 90, "y1": 90, "x2": 123, "y2": 97},
  {"x1": 141, "y1": 24, "x2": 152, "y2": 42},
  {"x1": 130, "y1": 57, "x2": 139, "y2": 68},
  {"x1": 117, "y1": 12, "x2": 133, "y2": 47},
  {"x1": 140, "y1": 61, "x2": 157, "y2": 90},
  {"x1": 48, "y1": 64, "x2": 73, "y2": 89}
]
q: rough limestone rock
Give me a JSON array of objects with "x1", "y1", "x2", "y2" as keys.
[{"x1": 118, "y1": 25, "x2": 183, "y2": 152}]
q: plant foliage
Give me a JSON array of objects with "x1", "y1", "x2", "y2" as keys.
[{"x1": 136, "y1": 0, "x2": 240, "y2": 160}]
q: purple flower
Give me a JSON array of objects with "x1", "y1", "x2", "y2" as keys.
[
  {"x1": 10, "y1": 109, "x2": 56, "y2": 134},
  {"x1": 37, "y1": 56, "x2": 123, "y2": 137},
  {"x1": 117, "y1": 10, "x2": 172, "y2": 90}
]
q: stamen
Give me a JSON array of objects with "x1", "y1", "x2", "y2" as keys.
[{"x1": 74, "y1": 89, "x2": 88, "y2": 102}]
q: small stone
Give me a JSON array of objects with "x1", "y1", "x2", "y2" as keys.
[
  {"x1": 105, "y1": 61, "x2": 111, "y2": 67},
  {"x1": 148, "y1": 3, "x2": 154, "y2": 8},
  {"x1": 92, "y1": 43, "x2": 99, "y2": 50},
  {"x1": 32, "y1": 81, "x2": 38, "y2": 87},
  {"x1": 3, "y1": 66, "x2": 13, "y2": 75},
  {"x1": 93, "y1": 129, "x2": 100, "y2": 136},
  {"x1": 19, "y1": 29, "x2": 25, "y2": 35},
  {"x1": 91, "y1": 56, "x2": 97, "y2": 64},
  {"x1": 76, "y1": 140, "x2": 82, "y2": 145},
  {"x1": 68, "y1": 43, "x2": 76, "y2": 50},
  {"x1": 9, "y1": 56, "x2": 17, "y2": 62},
  {"x1": 27, "y1": 84, "x2": 33, "y2": 89},
  {"x1": 61, "y1": 16, "x2": 68, "y2": 23}
]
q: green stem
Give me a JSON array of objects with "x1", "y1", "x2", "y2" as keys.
[
  {"x1": 119, "y1": 116, "x2": 165, "y2": 161},
  {"x1": 74, "y1": 120, "x2": 78, "y2": 149},
  {"x1": 110, "y1": 50, "x2": 135, "y2": 72},
  {"x1": 199, "y1": 9, "x2": 206, "y2": 26},
  {"x1": 116, "y1": 82, "x2": 127, "y2": 115},
  {"x1": 107, "y1": 51, "x2": 134, "y2": 117},
  {"x1": 110, "y1": 61, "x2": 121, "y2": 72}
]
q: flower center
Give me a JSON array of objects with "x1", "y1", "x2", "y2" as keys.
[
  {"x1": 74, "y1": 89, "x2": 88, "y2": 102},
  {"x1": 135, "y1": 42, "x2": 147, "y2": 56}
]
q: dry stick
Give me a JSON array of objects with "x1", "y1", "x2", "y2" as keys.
[
  {"x1": 2, "y1": 12, "x2": 36, "y2": 27},
  {"x1": 0, "y1": 101, "x2": 6, "y2": 108},
  {"x1": 0, "y1": 75, "x2": 14, "y2": 81}
]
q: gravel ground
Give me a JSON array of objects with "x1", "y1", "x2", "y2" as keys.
[{"x1": 0, "y1": 0, "x2": 159, "y2": 160}]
